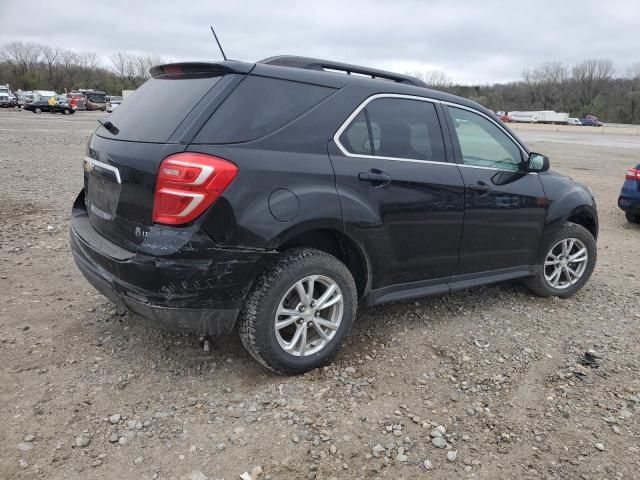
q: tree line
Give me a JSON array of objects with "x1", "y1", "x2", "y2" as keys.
[
  {"x1": 0, "y1": 41, "x2": 162, "y2": 95},
  {"x1": 2, "y1": 41, "x2": 640, "y2": 123},
  {"x1": 412, "y1": 59, "x2": 640, "y2": 124}
]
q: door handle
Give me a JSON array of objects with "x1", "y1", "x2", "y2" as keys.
[
  {"x1": 468, "y1": 182, "x2": 491, "y2": 193},
  {"x1": 358, "y1": 170, "x2": 391, "y2": 184}
]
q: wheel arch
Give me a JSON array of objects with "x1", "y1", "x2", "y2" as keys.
[
  {"x1": 277, "y1": 228, "x2": 371, "y2": 299},
  {"x1": 566, "y1": 206, "x2": 598, "y2": 240}
]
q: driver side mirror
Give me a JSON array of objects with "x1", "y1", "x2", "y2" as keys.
[{"x1": 527, "y1": 152, "x2": 550, "y2": 172}]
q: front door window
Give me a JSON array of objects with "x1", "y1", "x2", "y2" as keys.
[{"x1": 447, "y1": 106, "x2": 524, "y2": 171}]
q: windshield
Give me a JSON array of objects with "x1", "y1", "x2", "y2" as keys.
[{"x1": 87, "y1": 94, "x2": 106, "y2": 103}]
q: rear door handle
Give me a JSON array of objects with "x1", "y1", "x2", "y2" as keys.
[{"x1": 358, "y1": 171, "x2": 391, "y2": 184}]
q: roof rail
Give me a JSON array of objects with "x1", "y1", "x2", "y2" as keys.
[{"x1": 259, "y1": 55, "x2": 427, "y2": 87}]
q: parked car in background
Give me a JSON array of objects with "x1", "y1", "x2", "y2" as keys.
[
  {"x1": 70, "y1": 56, "x2": 599, "y2": 374},
  {"x1": 618, "y1": 164, "x2": 640, "y2": 224},
  {"x1": 25, "y1": 90, "x2": 56, "y2": 103},
  {"x1": 16, "y1": 91, "x2": 33, "y2": 106},
  {"x1": 67, "y1": 92, "x2": 86, "y2": 110},
  {"x1": 567, "y1": 118, "x2": 582, "y2": 126},
  {"x1": 579, "y1": 117, "x2": 602, "y2": 127},
  {"x1": 585, "y1": 114, "x2": 603, "y2": 126},
  {"x1": 0, "y1": 84, "x2": 16, "y2": 107},
  {"x1": 106, "y1": 96, "x2": 123, "y2": 113},
  {"x1": 83, "y1": 90, "x2": 107, "y2": 111},
  {"x1": 54, "y1": 94, "x2": 70, "y2": 106},
  {"x1": 23, "y1": 100, "x2": 75, "y2": 115}
]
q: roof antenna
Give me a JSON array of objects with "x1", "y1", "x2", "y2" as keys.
[{"x1": 210, "y1": 26, "x2": 228, "y2": 61}]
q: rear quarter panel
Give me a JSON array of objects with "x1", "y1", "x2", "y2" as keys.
[{"x1": 189, "y1": 85, "x2": 376, "y2": 250}]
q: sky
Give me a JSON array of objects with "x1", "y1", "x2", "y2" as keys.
[{"x1": 1, "y1": 0, "x2": 639, "y2": 85}]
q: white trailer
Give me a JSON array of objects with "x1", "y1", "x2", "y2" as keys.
[
  {"x1": 509, "y1": 110, "x2": 569, "y2": 124},
  {"x1": 537, "y1": 111, "x2": 569, "y2": 124},
  {"x1": 30, "y1": 90, "x2": 56, "y2": 102}
]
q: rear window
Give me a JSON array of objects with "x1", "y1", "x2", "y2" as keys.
[
  {"x1": 97, "y1": 76, "x2": 222, "y2": 142},
  {"x1": 193, "y1": 76, "x2": 334, "y2": 144}
]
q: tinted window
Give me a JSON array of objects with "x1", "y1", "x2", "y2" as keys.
[
  {"x1": 340, "y1": 98, "x2": 446, "y2": 162},
  {"x1": 447, "y1": 106, "x2": 523, "y2": 171},
  {"x1": 97, "y1": 76, "x2": 223, "y2": 142},
  {"x1": 194, "y1": 76, "x2": 334, "y2": 144},
  {"x1": 87, "y1": 93, "x2": 106, "y2": 103},
  {"x1": 340, "y1": 111, "x2": 371, "y2": 155}
]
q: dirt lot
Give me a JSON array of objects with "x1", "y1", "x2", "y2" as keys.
[{"x1": 1, "y1": 109, "x2": 639, "y2": 480}]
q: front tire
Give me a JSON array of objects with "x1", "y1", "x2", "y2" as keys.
[
  {"x1": 238, "y1": 248, "x2": 357, "y2": 374},
  {"x1": 625, "y1": 212, "x2": 640, "y2": 224},
  {"x1": 524, "y1": 222, "x2": 596, "y2": 298},
  {"x1": 34, "y1": 107, "x2": 42, "y2": 114}
]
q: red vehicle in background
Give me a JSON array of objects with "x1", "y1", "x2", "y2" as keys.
[{"x1": 66, "y1": 92, "x2": 86, "y2": 111}]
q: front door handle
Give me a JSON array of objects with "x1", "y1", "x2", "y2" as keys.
[
  {"x1": 358, "y1": 170, "x2": 391, "y2": 184},
  {"x1": 468, "y1": 182, "x2": 492, "y2": 193}
]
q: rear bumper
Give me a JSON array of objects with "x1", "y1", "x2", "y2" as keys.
[
  {"x1": 618, "y1": 198, "x2": 640, "y2": 214},
  {"x1": 70, "y1": 207, "x2": 275, "y2": 335}
]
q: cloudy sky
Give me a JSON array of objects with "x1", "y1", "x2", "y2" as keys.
[{"x1": 1, "y1": 0, "x2": 638, "y2": 84}]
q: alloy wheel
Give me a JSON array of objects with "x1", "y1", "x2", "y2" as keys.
[
  {"x1": 544, "y1": 238, "x2": 589, "y2": 289},
  {"x1": 274, "y1": 275, "x2": 344, "y2": 357}
]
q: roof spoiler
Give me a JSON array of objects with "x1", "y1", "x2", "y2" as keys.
[
  {"x1": 149, "y1": 61, "x2": 254, "y2": 78},
  {"x1": 259, "y1": 55, "x2": 427, "y2": 87}
]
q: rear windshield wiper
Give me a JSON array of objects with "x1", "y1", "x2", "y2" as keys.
[{"x1": 97, "y1": 118, "x2": 119, "y2": 135}]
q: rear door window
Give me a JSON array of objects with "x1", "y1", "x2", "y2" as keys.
[
  {"x1": 193, "y1": 76, "x2": 334, "y2": 144},
  {"x1": 339, "y1": 97, "x2": 447, "y2": 162},
  {"x1": 96, "y1": 76, "x2": 224, "y2": 142}
]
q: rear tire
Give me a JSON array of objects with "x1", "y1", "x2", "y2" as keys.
[
  {"x1": 625, "y1": 212, "x2": 640, "y2": 224},
  {"x1": 34, "y1": 108, "x2": 42, "y2": 114},
  {"x1": 238, "y1": 248, "x2": 357, "y2": 374},
  {"x1": 524, "y1": 222, "x2": 596, "y2": 298}
]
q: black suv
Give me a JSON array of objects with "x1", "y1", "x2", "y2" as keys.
[{"x1": 71, "y1": 56, "x2": 598, "y2": 373}]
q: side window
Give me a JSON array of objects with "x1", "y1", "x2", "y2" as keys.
[
  {"x1": 339, "y1": 98, "x2": 446, "y2": 162},
  {"x1": 447, "y1": 106, "x2": 523, "y2": 171},
  {"x1": 340, "y1": 111, "x2": 372, "y2": 155},
  {"x1": 194, "y1": 76, "x2": 334, "y2": 144}
]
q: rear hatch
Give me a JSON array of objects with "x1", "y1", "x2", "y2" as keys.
[{"x1": 83, "y1": 62, "x2": 250, "y2": 252}]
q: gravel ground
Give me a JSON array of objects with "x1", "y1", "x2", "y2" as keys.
[{"x1": 1, "y1": 109, "x2": 639, "y2": 480}]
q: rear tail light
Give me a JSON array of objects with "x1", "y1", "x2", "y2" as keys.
[
  {"x1": 625, "y1": 167, "x2": 640, "y2": 181},
  {"x1": 153, "y1": 152, "x2": 238, "y2": 225}
]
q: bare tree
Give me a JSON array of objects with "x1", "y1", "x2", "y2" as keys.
[
  {"x1": 110, "y1": 51, "x2": 131, "y2": 86},
  {"x1": 627, "y1": 62, "x2": 640, "y2": 81},
  {"x1": 522, "y1": 61, "x2": 569, "y2": 110},
  {"x1": 409, "y1": 70, "x2": 453, "y2": 90},
  {"x1": 0, "y1": 41, "x2": 43, "y2": 88},
  {"x1": 134, "y1": 54, "x2": 163, "y2": 79},
  {"x1": 626, "y1": 62, "x2": 640, "y2": 123},
  {"x1": 77, "y1": 52, "x2": 99, "y2": 86},
  {"x1": 572, "y1": 59, "x2": 614, "y2": 109},
  {"x1": 41, "y1": 46, "x2": 61, "y2": 89},
  {"x1": 1, "y1": 42, "x2": 42, "y2": 75}
]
